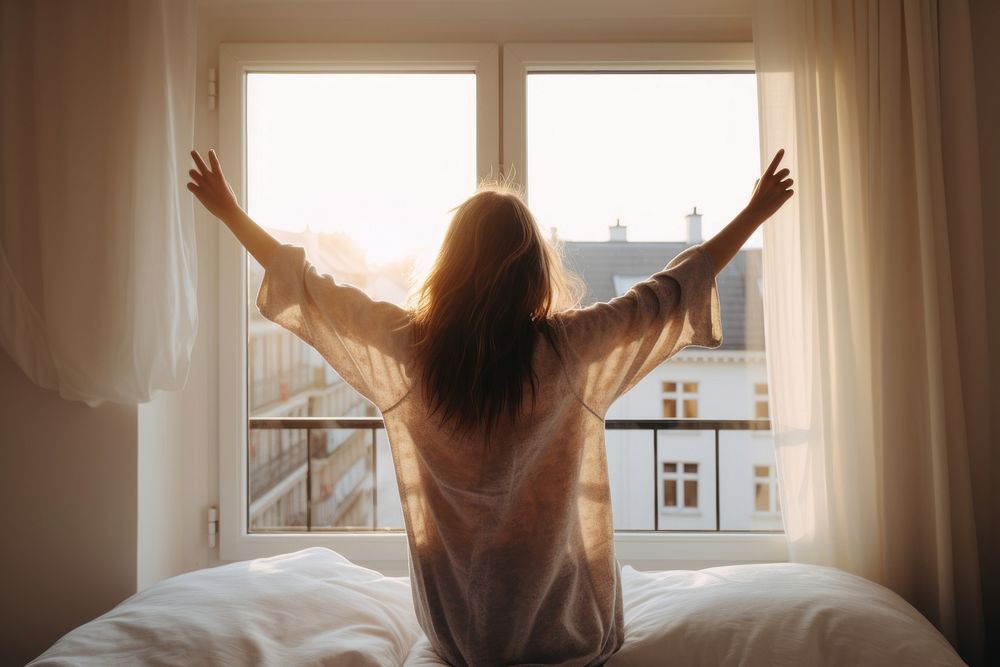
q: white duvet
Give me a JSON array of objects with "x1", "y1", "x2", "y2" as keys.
[{"x1": 29, "y1": 547, "x2": 964, "y2": 666}]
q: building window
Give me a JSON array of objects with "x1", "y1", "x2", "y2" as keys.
[
  {"x1": 662, "y1": 381, "x2": 699, "y2": 418},
  {"x1": 663, "y1": 461, "x2": 699, "y2": 510},
  {"x1": 754, "y1": 382, "x2": 769, "y2": 419},
  {"x1": 753, "y1": 464, "x2": 779, "y2": 514}
]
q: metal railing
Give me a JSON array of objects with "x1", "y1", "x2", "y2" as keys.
[
  {"x1": 248, "y1": 436, "x2": 308, "y2": 498},
  {"x1": 247, "y1": 417, "x2": 774, "y2": 533}
]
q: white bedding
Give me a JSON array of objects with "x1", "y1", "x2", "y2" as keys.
[{"x1": 29, "y1": 547, "x2": 964, "y2": 666}]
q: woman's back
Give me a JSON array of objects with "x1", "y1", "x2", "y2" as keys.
[
  {"x1": 255, "y1": 241, "x2": 721, "y2": 666},
  {"x1": 386, "y1": 318, "x2": 626, "y2": 666}
]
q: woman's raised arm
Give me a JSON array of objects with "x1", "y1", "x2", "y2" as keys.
[
  {"x1": 700, "y1": 148, "x2": 794, "y2": 276},
  {"x1": 187, "y1": 148, "x2": 279, "y2": 268}
]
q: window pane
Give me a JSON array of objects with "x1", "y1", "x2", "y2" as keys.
[
  {"x1": 756, "y1": 401, "x2": 770, "y2": 419},
  {"x1": 718, "y1": 431, "x2": 781, "y2": 529},
  {"x1": 683, "y1": 463, "x2": 698, "y2": 474},
  {"x1": 249, "y1": 428, "x2": 308, "y2": 531},
  {"x1": 245, "y1": 72, "x2": 476, "y2": 533},
  {"x1": 664, "y1": 479, "x2": 677, "y2": 507},
  {"x1": 663, "y1": 462, "x2": 677, "y2": 473},
  {"x1": 526, "y1": 72, "x2": 776, "y2": 531},
  {"x1": 754, "y1": 382, "x2": 768, "y2": 395},
  {"x1": 683, "y1": 480, "x2": 698, "y2": 508},
  {"x1": 755, "y1": 482, "x2": 770, "y2": 512}
]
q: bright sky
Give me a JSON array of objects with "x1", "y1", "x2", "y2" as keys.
[
  {"x1": 246, "y1": 72, "x2": 476, "y2": 274},
  {"x1": 246, "y1": 71, "x2": 762, "y2": 278},
  {"x1": 526, "y1": 73, "x2": 761, "y2": 245}
]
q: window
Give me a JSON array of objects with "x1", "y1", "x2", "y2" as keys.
[
  {"x1": 512, "y1": 45, "x2": 779, "y2": 544},
  {"x1": 662, "y1": 381, "x2": 699, "y2": 418},
  {"x1": 219, "y1": 42, "x2": 785, "y2": 569},
  {"x1": 244, "y1": 68, "x2": 478, "y2": 533},
  {"x1": 754, "y1": 382, "x2": 770, "y2": 419},
  {"x1": 662, "y1": 461, "x2": 699, "y2": 511},
  {"x1": 753, "y1": 464, "x2": 780, "y2": 514}
]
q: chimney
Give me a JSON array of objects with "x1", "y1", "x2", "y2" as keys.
[
  {"x1": 609, "y1": 218, "x2": 627, "y2": 242},
  {"x1": 685, "y1": 207, "x2": 703, "y2": 243}
]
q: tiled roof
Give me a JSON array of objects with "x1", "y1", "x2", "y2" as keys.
[{"x1": 560, "y1": 241, "x2": 764, "y2": 351}]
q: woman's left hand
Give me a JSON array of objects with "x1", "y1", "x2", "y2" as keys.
[{"x1": 187, "y1": 149, "x2": 242, "y2": 223}]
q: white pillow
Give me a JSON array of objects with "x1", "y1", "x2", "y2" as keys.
[
  {"x1": 29, "y1": 547, "x2": 422, "y2": 667},
  {"x1": 608, "y1": 562, "x2": 965, "y2": 667}
]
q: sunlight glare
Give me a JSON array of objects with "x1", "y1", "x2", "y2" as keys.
[
  {"x1": 527, "y1": 73, "x2": 762, "y2": 247},
  {"x1": 246, "y1": 72, "x2": 477, "y2": 278}
]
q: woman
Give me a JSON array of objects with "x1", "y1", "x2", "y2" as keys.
[{"x1": 187, "y1": 148, "x2": 793, "y2": 666}]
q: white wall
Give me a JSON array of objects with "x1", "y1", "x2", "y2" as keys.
[
  {"x1": 136, "y1": 183, "x2": 220, "y2": 589},
  {"x1": 0, "y1": 351, "x2": 137, "y2": 666},
  {"x1": 606, "y1": 350, "x2": 781, "y2": 532}
]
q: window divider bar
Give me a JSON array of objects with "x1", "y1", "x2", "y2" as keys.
[
  {"x1": 306, "y1": 428, "x2": 312, "y2": 532},
  {"x1": 372, "y1": 427, "x2": 378, "y2": 530},
  {"x1": 714, "y1": 428, "x2": 721, "y2": 531},
  {"x1": 653, "y1": 428, "x2": 659, "y2": 532}
]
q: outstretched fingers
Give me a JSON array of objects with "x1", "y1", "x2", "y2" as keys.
[
  {"x1": 191, "y1": 150, "x2": 210, "y2": 177},
  {"x1": 764, "y1": 148, "x2": 785, "y2": 178},
  {"x1": 208, "y1": 149, "x2": 222, "y2": 174}
]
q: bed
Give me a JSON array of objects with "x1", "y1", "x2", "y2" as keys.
[{"x1": 28, "y1": 547, "x2": 964, "y2": 666}]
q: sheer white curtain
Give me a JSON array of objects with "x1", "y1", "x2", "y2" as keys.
[
  {"x1": 0, "y1": 0, "x2": 199, "y2": 406},
  {"x1": 753, "y1": 0, "x2": 992, "y2": 663}
]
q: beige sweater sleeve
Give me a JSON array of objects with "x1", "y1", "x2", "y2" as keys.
[
  {"x1": 558, "y1": 243, "x2": 723, "y2": 417},
  {"x1": 254, "y1": 243, "x2": 412, "y2": 412}
]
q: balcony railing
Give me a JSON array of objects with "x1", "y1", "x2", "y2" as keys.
[
  {"x1": 247, "y1": 417, "x2": 774, "y2": 533},
  {"x1": 249, "y1": 435, "x2": 308, "y2": 498}
]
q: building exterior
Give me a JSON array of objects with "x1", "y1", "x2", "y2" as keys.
[
  {"x1": 245, "y1": 211, "x2": 781, "y2": 533},
  {"x1": 561, "y1": 210, "x2": 780, "y2": 532},
  {"x1": 247, "y1": 229, "x2": 387, "y2": 531}
]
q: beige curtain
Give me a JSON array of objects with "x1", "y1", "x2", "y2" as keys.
[
  {"x1": 753, "y1": 1, "x2": 992, "y2": 663},
  {"x1": 0, "y1": 0, "x2": 198, "y2": 406}
]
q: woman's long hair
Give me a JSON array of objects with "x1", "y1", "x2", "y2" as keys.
[{"x1": 409, "y1": 179, "x2": 585, "y2": 447}]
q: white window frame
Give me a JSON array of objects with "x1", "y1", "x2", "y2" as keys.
[
  {"x1": 219, "y1": 41, "x2": 787, "y2": 572},
  {"x1": 504, "y1": 45, "x2": 784, "y2": 567},
  {"x1": 218, "y1": 43, "x2": 499, "y2": 569}
]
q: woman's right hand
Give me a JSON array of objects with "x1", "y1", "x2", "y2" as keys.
[
  {"x1": 187, "y1": 149, "x2": 242, "y2": 223},
  {"x1": 744, "y1": 148, "x2": 794, "y2": 223}
]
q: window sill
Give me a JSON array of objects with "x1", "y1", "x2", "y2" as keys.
[{"x1": 219, "y1": 530, "x2": 788, "y2": 576}]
